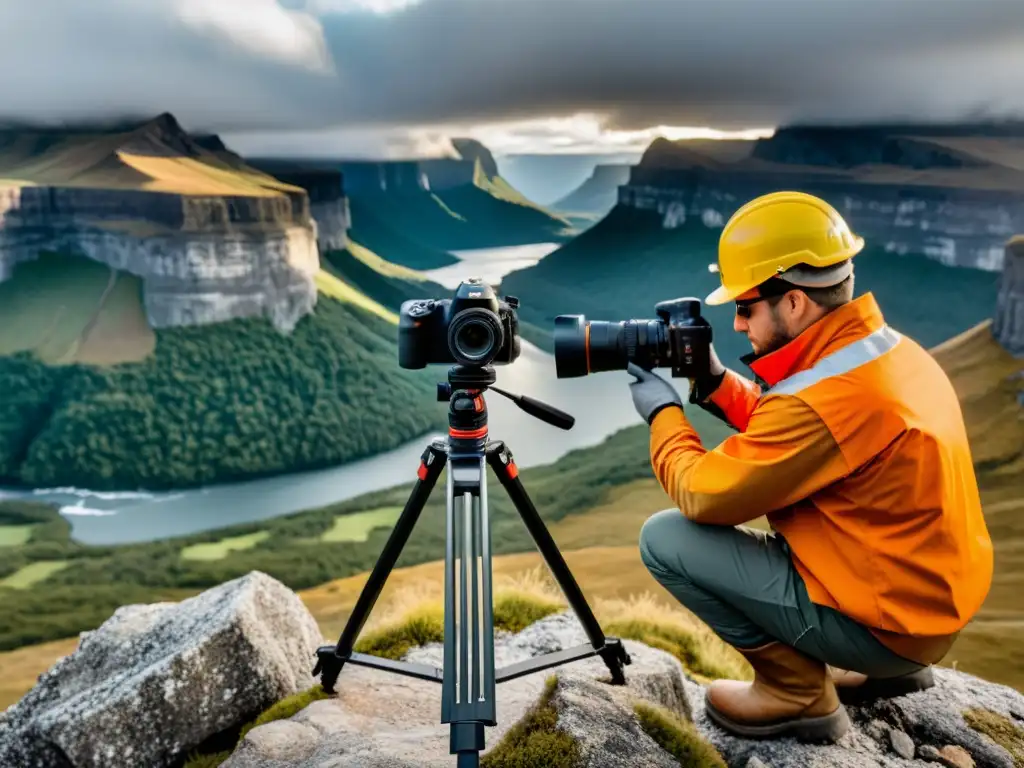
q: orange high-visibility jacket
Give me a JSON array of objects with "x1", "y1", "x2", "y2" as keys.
[{"x1": 649, "y1": 293, "x2": 994, "y2": 661}]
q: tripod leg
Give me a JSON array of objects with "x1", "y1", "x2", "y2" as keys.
[
  {"x1": 443, "y1": 452, "x2": 496, "y2": 764},
  {"x1": 486, "y1": 442, "x2": 630, "y2": 685},
  {"x1": 313, "y1": 442, "x2": 447, "y2": 693}
]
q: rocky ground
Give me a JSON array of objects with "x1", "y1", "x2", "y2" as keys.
[{"x1": 2, "y1": 571, "x2": 1021, "y2": 768}]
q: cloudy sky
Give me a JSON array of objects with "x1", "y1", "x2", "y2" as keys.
[{"x1": 1, "y1": 0, "x2": 1022, "y2": 158}]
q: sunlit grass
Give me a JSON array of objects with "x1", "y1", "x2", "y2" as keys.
[
  {"x1": 180, "y1": 532, "x2": 271, "y2": 562},
  {"x1": 318, "y1": 507, "x2": 403, "y2": 544}
]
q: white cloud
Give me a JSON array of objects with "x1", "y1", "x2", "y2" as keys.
[
  {"x1": 176, "y1": 0, "x2": 332, "y2": 72},
  {"x1": 309, "y1": 0, "x2": 423, "y2": 13}
]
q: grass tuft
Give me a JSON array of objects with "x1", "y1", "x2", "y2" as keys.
[
  {"x1": 634, "y1": 701, "x2": 728, "y2": 767},
  {"x1": 353, "y1": 568, "x2": 566, "y2": 660},
  {"x1": 963, "y1": 707, "x2": 1024, "y2": 766},
  {"x1": 237, "y1": 685, "x2": 331, "y2": 743},
  {"x1": 480, "y1": 676, "x2": 582, "y2": 768},
  {"x1": 594, "y1": 593, "x2": 751, "y2": 684}
]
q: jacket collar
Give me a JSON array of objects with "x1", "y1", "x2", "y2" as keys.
[{"x1": 740, "y1": 292, "x2": 885, "y2": 389}]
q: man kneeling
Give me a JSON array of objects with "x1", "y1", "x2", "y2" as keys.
[{"x1": 627, "y1": 192, "x2": 994, "y2": 743}]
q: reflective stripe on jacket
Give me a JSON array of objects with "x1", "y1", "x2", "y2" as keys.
[{"x1": 648, "y1": 292, "x2": 994, "y2": 658}]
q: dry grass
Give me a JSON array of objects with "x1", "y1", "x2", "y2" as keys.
[
  {"x1": 547, "y1": 479, "x2": 769, "y2": 553},
  {"x1": 0, "y1": 252, "x2": 154, "y2": 366},
  {"x1": 0, "y1": 636, "x2": 79, "y2": 710},
  {"x1": 73, "y1": 272, "x2": 155, "y2": 364},
  {"x1": 309, "y1": 557, "x2": 750, "y2": 685},
  {"x1": 930, "y1": 320, "x2": 1024, "y2": 689}
]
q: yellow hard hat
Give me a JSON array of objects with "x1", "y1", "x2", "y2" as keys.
[{"x1": 705, "y1": 191, "x2": 864, "y2": 306}]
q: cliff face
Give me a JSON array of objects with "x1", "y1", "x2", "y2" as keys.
[
  {"x1": 0, "y1": 114, "x2": 322, "y2": 333},
  {"x1": 995, "y1": 237, "x2": 1024, "y2": 355},
  {"x1": 620, "y1": 125, "x2": 1024, "y2": 272},
  {"x1": 245, "y1": 160, "x2": 351, "y2": 253}
]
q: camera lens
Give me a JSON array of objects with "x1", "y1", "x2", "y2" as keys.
[
  {"x1": 554, "y1": 315, "x2": 668, "y2": 378},
  {"x1": 448, "y1": 308, "x2": 504, "y2": 365}
]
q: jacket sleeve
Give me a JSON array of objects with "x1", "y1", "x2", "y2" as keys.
[
  {"x1": 647, "y1": 394, "x2": 850, "y2": 526},
  {"x1": 691, "y1": 369, "x2": 763, "y2": 432}
]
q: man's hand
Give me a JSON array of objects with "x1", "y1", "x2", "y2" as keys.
[
  {"x1": 690, "y1": 342, "x2": 728, "y2": 403},
  {"x1": 627, "y1": 362, "x2": 683, "y2": 424}
]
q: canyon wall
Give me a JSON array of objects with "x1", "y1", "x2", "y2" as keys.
[
  {"x1": 0, "y1": 184, "x2": 320, "y2": 333},
  {"x1": 994, "y1": 237, "x2": 1024, "y2": 355},
  {"x1": 618, "y1": 127, "x2": 1024, "y2": 272},
  {"x1": 247, "y1": 162, "x2": 351, "y2": 253},
  {"x1": 619, "y1": 177, "x2": 1023, "y2": 271},
  {"x1": 337, "y1": 158, "x2": 479, "y2": 193}
]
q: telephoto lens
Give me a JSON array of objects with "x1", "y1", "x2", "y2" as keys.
[{"x1": 553, "y1": 315, "x2": 668, "y2": 378}]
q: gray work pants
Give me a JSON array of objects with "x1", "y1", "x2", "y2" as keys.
[{"x1": 638, "y1": 509, "x2": 926, "y2": 678}]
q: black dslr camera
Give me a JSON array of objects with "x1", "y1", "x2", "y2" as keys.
[
  {"x1": 552, "y1": 297, "x2": 712, "y2": 378},
  {"x1": 398, "y1": 278, "x2": 522, "y2": 369}
]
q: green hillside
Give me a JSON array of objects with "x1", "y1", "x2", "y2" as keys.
[
  {"x1": 0, "y1": 253, "x2": 444, "y2": 492},
  {"x1": 500, "y1": 204, "x2": 1002, "y2": 369},
  {"x1": 321, "y1": 240, "x2": 444, "y2": 312},
  {"x1": 348, "y1": 165, "x2": 575, "y2": 260},
  {"x1": 345, "y1": 197, "x2": 461, "y2": 270}
]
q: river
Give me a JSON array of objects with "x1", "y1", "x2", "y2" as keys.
[{"x1": 0, "y1": 243, "x2": 646, "y2": 546}]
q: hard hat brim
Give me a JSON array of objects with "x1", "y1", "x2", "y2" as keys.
[{"x1": 705, "y1": 283, "x2": 743, "y2": 306}]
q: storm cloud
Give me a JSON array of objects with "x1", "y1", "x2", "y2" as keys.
[{"x1": 1, "y1": 0, "x2": 1022, "y2": 153}]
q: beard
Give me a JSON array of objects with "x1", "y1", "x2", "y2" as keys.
[
  {"x1": 757, "y1": 325, "x2": 795, "y2": 356},
  {"x1": 750, "y1": 307, "x2": 796, "y2": 358}
]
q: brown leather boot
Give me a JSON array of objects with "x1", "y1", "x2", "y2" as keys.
[
  {"x1": 704, "y1": 641, "x2": 850, "y2": 743},
  {"x1": 829, "y1": 666, "x2": 935, "y2": 705}
]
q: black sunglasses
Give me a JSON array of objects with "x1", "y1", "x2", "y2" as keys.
[
  {"x1": 734, "y1": 296, "x2": 771, "y2": 318},
  {"x1": 734, "y1": 277, "x2": 799, "y2": 317}
]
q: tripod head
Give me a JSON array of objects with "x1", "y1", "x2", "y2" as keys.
[{"x1": 437, "y1": 364, "x2": 575, "y2": 432}]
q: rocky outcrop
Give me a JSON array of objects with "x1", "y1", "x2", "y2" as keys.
[
  {"x1": 0, "y1": 114, "x2": 322, "y2": 333},
  {"x1": 226, "y1": 614, "x2": 694, "y2": 768},
  {"x1": 995, "y1": 237, "x2": 1024, "y2": 355},
  {"x1": 449, "y1": 137, "x2": 500, "y2": 179},
  {"x1": 0, "y1": 571, "x2": 324, "y2": 768},
  {"x1": 7, "y1": 580, "x2": 1022, "y2": 768},
  {"x1": 620, "y1": 125, "x2": 1024, "y2": 272},
  {"x1": 245, "y1": 160, "x2": 351, "y2": 253}
]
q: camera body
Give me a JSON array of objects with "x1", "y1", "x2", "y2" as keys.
[
  {"x1": 553, "y1": 297, "x2": 712, "y2": 379},
  {"x1": 398, "y1": 278, "x2": 522, "y2": 369}
]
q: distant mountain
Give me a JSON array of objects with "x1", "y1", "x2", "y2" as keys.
[
  {"x1": 551, "y1": 164, "x2": 632, "y2": 217},
  {"x1": 495, "y1": 152, "x2": 644, "y2": 206}
]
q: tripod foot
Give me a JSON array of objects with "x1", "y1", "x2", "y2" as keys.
[
  {"x1": 599, "y1": 638, "x2": 632, "y2": 686},
  {"x1": 313, "y1": 645, "x2": 345, "y2": 694}
]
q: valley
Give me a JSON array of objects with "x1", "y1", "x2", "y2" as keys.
[{"x1": 1, "y1": 113, "x2": 1022, "y2": 719}]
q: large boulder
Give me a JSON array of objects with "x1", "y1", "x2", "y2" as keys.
[{"x1": 0, "y1": 571, "x2": 324, "y2": 768}]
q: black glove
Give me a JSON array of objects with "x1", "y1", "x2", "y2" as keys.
[{"x1": 689, "y1": 342, "x2": 727, "y2": 404}]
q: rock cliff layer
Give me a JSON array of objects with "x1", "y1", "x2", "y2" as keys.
[
  {"x1": 0, "y1": 114, "x2": 321, "y2": 333},
  {"x1": 995, "y1": 237, "x2": 1024, "y2": 355},
  {"x1": 620, "y1": 126, "x2": 1024, "y2": 271},
  {"x1": 245, "y1": 160, "x2": 351, "y2": 253}
]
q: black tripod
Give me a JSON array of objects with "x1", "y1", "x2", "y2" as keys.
[{"x1": 313, "y1": 363, "x2": 631, "y2": 767}]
